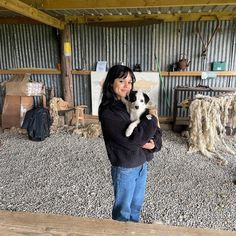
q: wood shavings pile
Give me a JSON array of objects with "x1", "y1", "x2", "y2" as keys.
[
  {"x1": 72, "y1": 123, "x2": 102, "y2": 138},
  {"x1": 188, "y1": 93, "x2": 236, "y2": 165},
  {"x1": 49, "y1": 98, "x2": 101, "y2": 138}
]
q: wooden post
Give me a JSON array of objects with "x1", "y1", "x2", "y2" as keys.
[{"x1": 60, "y1": 24, "x2": 74, "y2": 107}]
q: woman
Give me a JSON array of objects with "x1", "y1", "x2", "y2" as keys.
[{"x1": 99, "y1": 65, "x2": 160, "y2": 222}]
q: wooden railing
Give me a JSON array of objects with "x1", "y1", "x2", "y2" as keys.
[
  {"x1": 0, "y1": 210, "x2": 235, "y2": 236},
  {"x1": 0, "y1": 69, "x2": 236, "y2": 76},
  {"x1": 0, "y1": 69, "x2": 61, "y2": 75}
]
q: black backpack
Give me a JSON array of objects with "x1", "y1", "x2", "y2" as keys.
[{"x1": 22, "y1": 107, "x2": 52, "y2": 141}]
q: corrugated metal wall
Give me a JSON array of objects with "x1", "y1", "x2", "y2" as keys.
[
  {"x1": 71, "y1": 20, "x2": 236, "y2": 115},
  {"x1": 0, "y1": 24, "x2": 62, "y2": 111},
  {"x1": 0, "y1": 21, "x2": 235, "y2": 116},
  {"x1": 71, "y1": 24, "x2": 156, "y2": 71},
  {"x1": 0, "y1": 24, "x2": 60, "y2": 69},
  {"x1": 71, "y1": 21, "x2": 236, "y2": 72}
]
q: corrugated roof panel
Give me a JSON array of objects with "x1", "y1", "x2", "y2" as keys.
[{"x1": 37, "y1": 5, "x2": 236, "y2": 17}]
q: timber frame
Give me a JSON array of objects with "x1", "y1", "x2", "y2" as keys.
[
  {"x1": 0, "y1": 0, "x2": 235, "y2": 29},
  {"x1": 0, "y1": 0, "x2": 65, "y2": 29}
]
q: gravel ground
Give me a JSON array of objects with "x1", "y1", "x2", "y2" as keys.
[{"x1": 0, "y1": 128, "x2": 236, "y2": 231}]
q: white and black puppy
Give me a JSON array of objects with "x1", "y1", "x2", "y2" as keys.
[{"x1": 121, "y1": 90, "x2": 150, "y2": 137}]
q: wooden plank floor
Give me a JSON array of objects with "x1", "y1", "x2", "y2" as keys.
[{"x1": 0, "y1": 210, "x2": 235, "y2": 236}]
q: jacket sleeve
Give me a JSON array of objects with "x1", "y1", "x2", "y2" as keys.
[
  {"x1": 129, "y1": 115, "x2": 158, "y2": 146},
  {"x1": 148, "y1": 127, "x2": 162, "y2": 153},
  {"x1": 100, "y1": 111, "x2": 157, "y2": 150}
]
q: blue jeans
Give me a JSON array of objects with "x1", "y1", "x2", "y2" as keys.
[{"x1": 111, "y1": 162, "x2": 147, "y2": 222}]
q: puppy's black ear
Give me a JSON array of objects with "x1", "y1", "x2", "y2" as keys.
[
  {"x1": 129, "y1": 91, "x2": 137, "y2": 102},
  {"x1": 144, "y1": 93, "x2": 150, "y2": 104}
]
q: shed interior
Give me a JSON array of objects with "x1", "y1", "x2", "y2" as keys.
[
  {"x1": 0, "y1": 1, "x2": 236, "y2": 235},
  {"x1": 0, "y1": 0, "x2": 235, "y2": 129}
]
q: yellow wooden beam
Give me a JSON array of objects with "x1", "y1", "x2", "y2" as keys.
[
  {"x1": 1, "y1": 12, "x2": 234, "y2": 25},
  {"x1": 0, "y1": 68, "x2": 61, "y2": 74},
  {"x1": 41, "y1": 0, "x2": 236, "y2": 9},
  {"x1": 2, "y1": 69, "x2": 234, "y2": 76},
  {"x1": 66, "y1": 11, "x2": 236, "y2": 24},
  {"x1": 0, "y1": 0, "x2": 65, "y2": 29}
]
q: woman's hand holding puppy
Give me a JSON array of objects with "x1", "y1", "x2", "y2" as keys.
[{"x1": 142, "y1": 139, "x2": 155, "y2": 149}]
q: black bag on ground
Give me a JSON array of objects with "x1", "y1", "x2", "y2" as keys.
[{"x1": 22, "y1": 107, "x2": 52, "y2": 141}]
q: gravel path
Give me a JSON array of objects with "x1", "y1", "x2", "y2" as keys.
[{"x1": 0, "y1": 129, "x2": 236, "y2": 231}]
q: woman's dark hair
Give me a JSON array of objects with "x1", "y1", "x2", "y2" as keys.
[{"x1": 98, "y1": 65, "x2": 136, "y2": 119}]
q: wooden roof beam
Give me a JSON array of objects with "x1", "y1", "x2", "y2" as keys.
[
  {"x1": 0, "y1": 0, "x2": 65, "y2": 29},
  {"x1": 66, "y1": 11, "x2": 236, "y2": 24},
  {"x1": 40, "y1": 0, "x2": 236, "y2": 9}
]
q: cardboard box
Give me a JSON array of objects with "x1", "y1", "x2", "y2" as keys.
[
  {"x1": 20, "y1": 97, "x2": 34, "y2": 126},
  {"x1": 6, "y1": 81, "x2": 43, "y2": 96},
  {"x1": 2, "y1": 95, "x2": 34, "y2": 129}
]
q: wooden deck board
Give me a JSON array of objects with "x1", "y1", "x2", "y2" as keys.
[{"x1": 0, "y1": 210, "x2": 235, "y2": 236}]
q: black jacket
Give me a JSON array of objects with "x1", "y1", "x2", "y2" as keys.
[{"x1": 99, "y1": 100, "x2": 158, "y2": 168}]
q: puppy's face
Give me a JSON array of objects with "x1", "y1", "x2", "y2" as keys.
[{"x1": 128, "y1": 91, "x2": 149, "y2": 111}]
